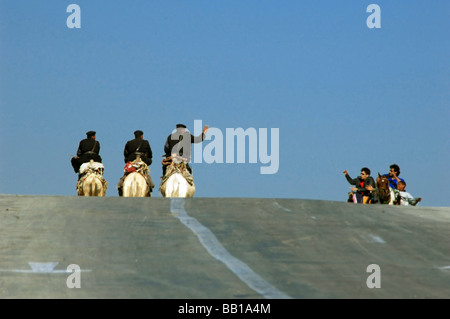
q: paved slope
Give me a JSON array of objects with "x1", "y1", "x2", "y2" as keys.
[{"x1": 1, "y1": 195, "x2": 449, "y2": 299}]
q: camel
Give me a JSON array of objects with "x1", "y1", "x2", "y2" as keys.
[
  {"x1": 77, "y1": 160, "x2": 108, "y2": 196},
  {"x1": 123, "y1": 171, "x2": 151, "y2": 197},
  {"x1": 160, "y1": 159, "x2": 195, "y2": 198},
  {"x1": 121, "y1": 155, "x2": 153, "y2": 197}
]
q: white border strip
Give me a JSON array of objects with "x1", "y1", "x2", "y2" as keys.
[{"x1": 170, "y1": 198, "x2": 292, "y2": 299}]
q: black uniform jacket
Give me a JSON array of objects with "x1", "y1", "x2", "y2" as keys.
[
  {"x1": 164, "y1": 131, "x2": 205, "y2": 160},
  {"x1": 76, "y1": 138, "x2": 102, "y2": 163},
  {"x1": 124, "y1": 138, "x2": 153, "y2": 166}
]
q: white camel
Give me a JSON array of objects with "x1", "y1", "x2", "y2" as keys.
[
  {"x1": 77, "y1": 160, "x2": 108, "y2": 196},
  {"x1": 121, "y1": 156, "x2": 152, "y2": 197},
  {"x1": 160, "y1": 160, "x2": 195, "y2": 198},
  {"x1": 123, "y1": 171, "x2": 151, "y2": 197}
]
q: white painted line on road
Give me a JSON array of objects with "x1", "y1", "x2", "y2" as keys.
[
  {"x1": 0, "y1": 262, "x2": 91, "y2": 274},
  {"x1": 438, "y1": 265, "x2": 450, "y2": 270},
  {"x1": 29, "y1": 262, "x2": 60, "y2": 272},
  {"x1": 170, "y1": 198, "x2": 292, "y2": 299},
  {"x1": 358, "y1": 233, "x2": 386, "y2": 244},
  {"x1": 369, "y1": 235, "x2": 386, "y2": 243},
  {"x1": 273, "y1": 201, "x2": 292, "y2": 212}
]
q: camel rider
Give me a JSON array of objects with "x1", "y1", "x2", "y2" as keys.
[
  {"x1": 117, "y1": 130, "x2": 155, "y2": 196},
  {"x1": 383, "y1": 164, "x2": 405, "y2": 190},
  {"x1": 343, "y1": 167, "x2": 376, "y2": 204},
  {"x1": 366, "y1": 164, "x2": 405, "y2": 194},
  {"x1": 162, "y1": 124, "x2": 209, "y2": 176},
  {"x1": 71, "y1": 131, "x2": 102, "y2": 176},
  {"x1": 124, "y1": 130, "x2": 153, "y2": 165}
]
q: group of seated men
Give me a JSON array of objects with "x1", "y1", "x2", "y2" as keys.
[{"x1": 343, "y1": 164, "x2": 422, "y2": 206}]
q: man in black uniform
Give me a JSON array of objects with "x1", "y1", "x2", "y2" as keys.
[
  {"x1": 124, "y1": 130, "x2": 153, "y2": 165},
  {"x1": 117, "y1": 130, "x2": 154, "y2": 196},
  {"x1": 71, "y1": 131, "x2": 102, "y2": 174},
  {"x1": 162, "y1": 123, "x2": 209, "y2": 176}
]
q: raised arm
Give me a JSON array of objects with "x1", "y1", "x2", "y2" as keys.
[
  {"x1": 191, "y1": 125, "x2": 209, "y2": 143},
  {"x1": 343, "y1": 170, "x2": 357, "y2": 185}
]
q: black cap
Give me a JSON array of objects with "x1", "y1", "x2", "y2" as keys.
[
  {"x1": 86, "y1": 131, "x2": 96, "y2": 137},
  {"x1": 134, "y1": 130, "x2": 144, "y2": 137},
  {"x1": 176, "y1": 124, "x2": 186, "y2": 129}
]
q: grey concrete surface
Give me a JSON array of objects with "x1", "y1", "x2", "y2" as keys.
[{"x1": 0, "y1": 194, "x2": 449, "y2": 299}]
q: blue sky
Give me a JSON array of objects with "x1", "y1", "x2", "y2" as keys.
[{"x1": 1, "y1": 1, "x2": 449, "y2": 207}]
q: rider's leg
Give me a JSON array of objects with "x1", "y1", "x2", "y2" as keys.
[{"x1": 117, "y1": 175, "x2": 125, "y2": 196}]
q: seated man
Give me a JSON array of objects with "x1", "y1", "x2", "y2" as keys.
[
  {"x1": 124, "y1": 130, "x2": 153, "y2": 166},
  {"x1": 396, "y1": 180, "x2": 422, "y2": 206},
  {"x1": 162, "y1": 123, "x2": 209, "y2": 176},
  {"x1": 71, "y1": 131, "x2": 102, "y2": 178},
  {"x1": 343, "y1": 168, "x2": 376, "y2": 204},
  {"x1": 383, "y1": 164, "x2": 405, "y2": 190},
  {"x1": 117, "y1": 130, "x2": 154, "y2": 196}
]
